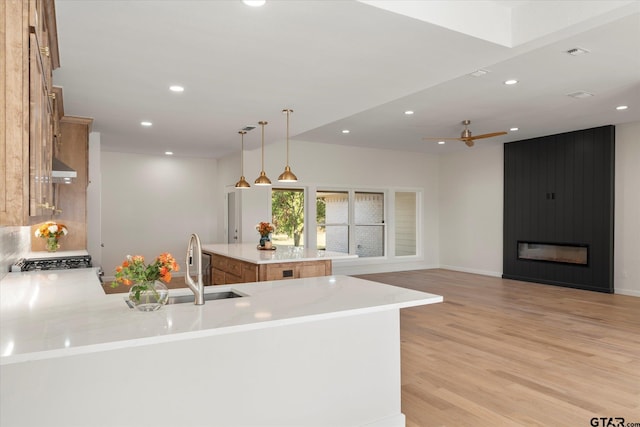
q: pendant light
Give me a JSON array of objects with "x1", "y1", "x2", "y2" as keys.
[
  {"x1": 278, "y1": 108, "x2": 298, "y2": 182},
  {"x1": 254, "y1": 121, "x2": 271, "y2": 186},
  {"x1": 235, "y1": 131, "x2": 250, "y2": 189}
]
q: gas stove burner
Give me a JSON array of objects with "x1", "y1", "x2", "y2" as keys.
[{"x1": 12, "y1": 255, "x2": 92, "y2": 272}]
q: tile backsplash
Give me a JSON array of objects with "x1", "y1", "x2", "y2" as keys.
[{"x1": 0, "y1": 226, "x2": 31, "y2": 280}]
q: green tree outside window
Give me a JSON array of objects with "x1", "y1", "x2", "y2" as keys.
[{"x1": 272, "y1": 189, "x2": 305, "y2": 247}]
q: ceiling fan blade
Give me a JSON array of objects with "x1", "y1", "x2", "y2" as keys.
[
  {"x1": 468, "y1": 131, "x2": 508, "y2": 141},
  {"x1": 422, "y1": 137, "x2": 463, "y2": 141}
]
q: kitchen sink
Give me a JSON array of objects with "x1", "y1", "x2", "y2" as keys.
[
  {"x1": 167, "y1": 291, "x2": 244, "y2": 305},
  {"x1": 125, "y1": 290, "x2": 244, "y2": 308}
]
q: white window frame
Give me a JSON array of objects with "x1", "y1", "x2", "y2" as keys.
[{"x1": 272, "y1": 184, "x2": 423, "y2": 262}]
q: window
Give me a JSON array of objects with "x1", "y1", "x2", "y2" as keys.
[
  {"x1": 355, "y1": 191, "x2": 385, "y2": 257},
  {"x1": 271, "y1": 188, "x2": 304, "y2": 247},
  {"x1": 271, "y1": 187, "x2": 419, "y2": 260},
  {"x1": 395, "y1": 191, "x2": 417, "y2": 256},
  {"x1": 316, "y1": 191, "x2": 348, "y2": 252},
  {"x1": 317, "y1": 190, "x2": 385, "y2": 257}
]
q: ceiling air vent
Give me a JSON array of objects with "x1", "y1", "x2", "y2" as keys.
[
  {"x1": 469, "y1": 68, "x2": 489, "y2": 77},
  {"x1": 242, "y1": 126, "x2": 256, "y2": 131},
  {"x1": 469, "y1": 69, "x2": 489, "y2": 77},
  {"x1": 566, "y1": 47, "x2": 590, "y2": 56}
]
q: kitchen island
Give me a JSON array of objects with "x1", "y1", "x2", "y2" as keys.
[
  {"x1": 1, "y1": 268, "x2": 442, "y2": 427},
  {"x1": 203, "y1": 242, "x2": 357, "y2": 284}
]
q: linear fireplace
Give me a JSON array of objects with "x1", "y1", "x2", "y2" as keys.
[
  {"x1": 517, "y1": 242, "x2": 588, "y2": 266},
  {"x1": 503, "y1": 125, "x2": 614, "y2": 293}
]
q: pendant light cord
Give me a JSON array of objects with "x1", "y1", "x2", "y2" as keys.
[
  {"x1": 240, "y1": 131, "x2": 245, "y2": 175},
  {"x1": 286, "y1": 110, "x2": 290, "y2": 167},
  {"x1": 259, "y1": 121, "x2": 267, "y2": 171}
]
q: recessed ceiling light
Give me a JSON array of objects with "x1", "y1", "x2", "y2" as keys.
[
  {"x1": 404, "y1": 110, "x2": 414, "y2": 115},
  {"x1": 169, "y1": 85, "x2": 184, "y2": 92},
  {"x1": 616, "y1": 105, "x2": 628, "y2": 110},
  {"x1": 140, "y1": 121, "x2": 152, "y2": 127},
  {"x1": 341, "y1": 129, "x2": 350, "y2": 134},
  {"x1": 242, "y1": 0, "x2": 265, "y2": 6},
  {"x1": 165, "y1": 151, "x2": 174, "y2": 156},
  {"x1": 510, "y1": 127, "x2": 519, "y2": 131},
  {"x1": 437, "y1": 141, "x2": 445, "y2": 145},
  {"x1": 504, "y1": 79, "x2": 518, "y2": 85}
]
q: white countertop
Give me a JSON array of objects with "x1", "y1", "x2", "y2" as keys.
[
  {"x1": 22, "y1": 250, "x2": 89, "y2": 259},
  {"x1": 202, "y1": 243, "x2": 358, "y2": 264},
  {"x1": 0, "y1": 268, "x2": 441, "y2": 365}
]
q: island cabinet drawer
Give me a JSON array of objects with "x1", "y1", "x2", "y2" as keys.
[
  {"x1": 264, "y1": 263, "x2": 298, "y2": 281},
  {"x1": 212, "y1": 268, "x2": 226, "y2": 285},
  {"x1": 242, "y1": 265, "x2": 258, "y2": 282},
  {"x1": 224, "y1": 272, "x2": 245, "y2": 284},
  {"x1": 211, "y1": 255, "x2": 258, "y2": 285},
  {"x1": 226, "y1": 258, "x2": 244, "y2": 277},
  {"x1": 212, "y1": 255, "x2": 227, "y2": 270},
  {"x1": 213, "y1": 269, "x2": 244, "y2": 285},
  {"x1": 298, "y1": 261, "x2": 330, "y2": 278},
  {"x1": 261, "y1": 260, "x2": 331, "y2": 281}
]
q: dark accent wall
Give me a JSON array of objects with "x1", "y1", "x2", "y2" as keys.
[{"x1": 503, "y1": 125, "x2": 615, "y2": 293}]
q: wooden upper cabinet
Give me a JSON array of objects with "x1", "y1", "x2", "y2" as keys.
[
  {"x1": 1, "y1": 0, "x2": 60, "y2": 226},
  {"x1": 55, "y1": 116, "x2": 92, "y2": 250}
]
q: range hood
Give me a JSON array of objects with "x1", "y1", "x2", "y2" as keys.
[{"x1": 51, "y1": 157, "x2": 77, "y2": 184}]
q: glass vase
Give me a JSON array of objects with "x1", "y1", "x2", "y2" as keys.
[
  {"x1": 259, "y1": 234, "x2": 271, "y2": 247},
  {"x1": 127, "y1": 280, "x2": 169, "y2": 312},
  {"x1": 46, "y1": 236, "x2": 59, "y2": 252}
]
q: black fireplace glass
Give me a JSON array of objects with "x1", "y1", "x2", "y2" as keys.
[{"x1": 517, "y1": 242, "x2": 588, "y2": 266}]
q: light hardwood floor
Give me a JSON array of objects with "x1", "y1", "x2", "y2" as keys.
[{"x1": 355, "y1": 269, "x2": 640, "y2": 427}]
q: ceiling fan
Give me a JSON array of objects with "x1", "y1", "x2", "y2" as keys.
[{"x1": 423, "y1": 120, "x2": 507, "y2": 147}]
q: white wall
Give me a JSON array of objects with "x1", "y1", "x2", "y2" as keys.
[
  {"x1": 438, "y1": 144, "x2": 504, "y2": 277},
  {"x1": 614, "y1": 121, "x2": 640, "y2": 296},
  {"x1": 86, "y1": 132, "x2": 102, "y2": 268},
  {"x1": 100, "y1": 152, "x2": 218, "y2": 279},
  {"x1": 217, "y1": 139, "x2": 441, "y2": 274}
]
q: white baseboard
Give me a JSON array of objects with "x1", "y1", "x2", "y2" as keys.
[
  {"x1": 615, "y1": 288, "x2": 640, "y2": 297},
  {"x1": 361, "y1": 413, "x2": 406, "y2": 427},
  {"x1": 333, "y1": 261, "x2": 436, "y2": 276},
  {"x1": 438, "y1": 264, "x2": 502, "y2": 278}
]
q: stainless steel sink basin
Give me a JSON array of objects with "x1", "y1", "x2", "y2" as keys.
[
  {"x1": 125, "y1": 290, "x2": 244, "y2": 308},
  {"x1": 167, "y1": 291, "x2": 244, "y2": 305}
]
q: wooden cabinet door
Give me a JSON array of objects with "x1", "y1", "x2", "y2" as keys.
[
  {"x1": 264, "y1": 263, "x2": 297, "y2": 281},
  {"x1": 298, "y1": 261, "x2": 328, "y2": 278},
  {"x1": 28, "y1": 32, "x2": 54, "y2": 217}
]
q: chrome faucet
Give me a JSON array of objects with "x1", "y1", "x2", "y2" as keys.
[{"x1": 185, "y1": 233, "x2": 205, "y2": 305}]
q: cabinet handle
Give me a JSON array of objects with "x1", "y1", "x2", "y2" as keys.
[
  {"x1": 38, "y1": 202, "x2": 55, "y2": 211},
  {"x1": 40, "y1": 46, "x2": 50, "y2": 57}
]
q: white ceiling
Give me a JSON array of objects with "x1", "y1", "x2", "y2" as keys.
[{"x1": 53, "y1": 0, "x2": 640, "y2": 158}]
